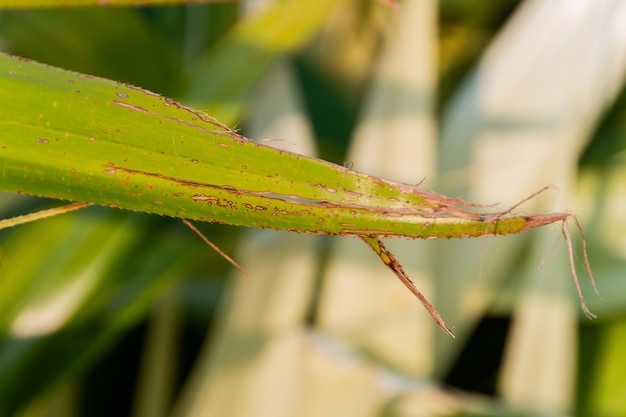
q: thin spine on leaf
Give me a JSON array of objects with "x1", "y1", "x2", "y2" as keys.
[
  {"x1": 480, "y1": 187, "x2": 598, "y2": 319},
  {"x1": 0, "y1": 202, "x2": 91, "y2": 230},
  {"x1": 359, "y1": 235, "x2": 456, "y2": 338},
  {"x1": 572, "y1": 215, "x2": 599, "y2": 296},
  {"x1": 562, "y1": 218, "x2": 597, "y2": 319},
  {"x1": 182, "y1": 219, "x2": 250, "y2": 277}
]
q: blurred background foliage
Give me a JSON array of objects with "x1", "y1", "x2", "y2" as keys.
[{"x1": 1, "y1": 1, "x2": 626, "y2": 416}]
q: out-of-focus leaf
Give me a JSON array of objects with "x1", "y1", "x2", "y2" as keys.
[
  {"x1": 183, "y1": 0, "x2": 355, "y2": 123},
  {"x1": 0, "y1": 207, "x2": 202, "y2": 416},
  {"x1": 578, "y1": 317, "x2": 626, "y2": 417},
  {"x1": 0, "y1": 8, "x2": 183, "y2": 96}
]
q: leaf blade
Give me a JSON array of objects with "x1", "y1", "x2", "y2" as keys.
[{"x1": 0, "y1": 53, "x2": 561, "y2": 239}]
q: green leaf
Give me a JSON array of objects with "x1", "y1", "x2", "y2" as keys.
[{"x1": 0, "y1": 53, "x2": 551, "y2": 240}]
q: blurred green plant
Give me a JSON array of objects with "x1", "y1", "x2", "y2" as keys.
[{"x1": 0, "y1": 1, "x2": 626, "y2": 417}]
